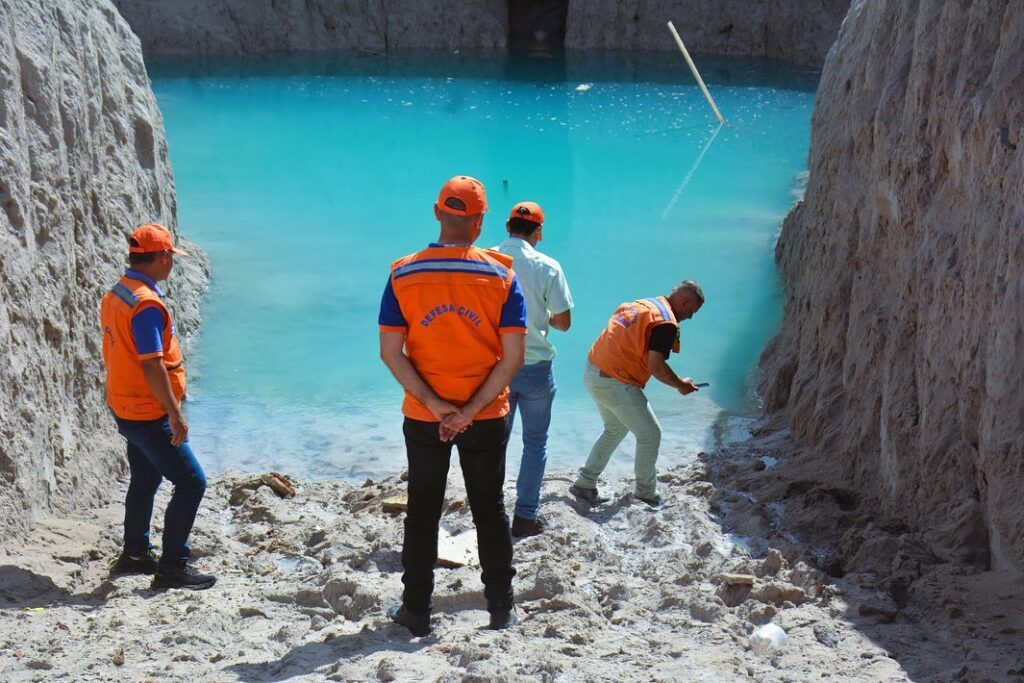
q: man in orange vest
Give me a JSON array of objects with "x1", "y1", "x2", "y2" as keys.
[
  {"x1": 100, "y1": 224, "x2": 215, "y2": 590},
  {"x1": 379, "y1": 176, "x2": 527, "y2": 636},
  {"x1": 570, "y1": 281, "x2": 704, "y2": 507}
]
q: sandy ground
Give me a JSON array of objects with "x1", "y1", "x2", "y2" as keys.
[{"x1": 1, "y1": 432, "x2": 1021, "y2": 682}]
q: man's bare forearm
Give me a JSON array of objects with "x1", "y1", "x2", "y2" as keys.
[
  {"x1": 381, "y1": 349, "x2": 444, "y2": 409},
  {"x1": 549, "y1": 309, "x2": 571, "y2": 332},
  {"x1": 649, "y1": 356, "x2": 685, "y2": 389},
  {"x1": 462, "y1": 355, "x2": 524, "y2": 418}
]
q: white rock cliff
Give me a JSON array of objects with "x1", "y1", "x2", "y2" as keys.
[
  {"x1": 760, "y1": 0, "x2": 1024, "y2": 572},
  {"x1": 111, "y1": 0, "x2": 509, "y2": 54},
  {"x1": 0, "y1": 0, "x2": 207, "y2": 540},
  {"x1": 110, "y1": 0, "x2": 846, "y2": 67},
  {"x1": 565, "y1": 0, "x2": 849, "y2": 66}
]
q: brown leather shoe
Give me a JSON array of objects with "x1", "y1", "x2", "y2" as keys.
[{"x1": 511, "y1": 515, "x2": 544, "y2": 537}]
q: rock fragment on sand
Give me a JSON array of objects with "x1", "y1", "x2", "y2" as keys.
[
  {"x1": 376, "y1": 658, "x2": 398, "y2": 682},
  {"x1": 750, "y1": 581, "x2": 809, "y2": 606},
  {"x1": 382, "y1": 493, "x2": 408, "y2": 514},
  {"x1": 747, "y1": 603, "x2": 778, "y2": 625},
  {"x1": 759, "y1": 548, "x2": 785, "y2": 577},
  {"x1": 230, "y1": 471, "x2": 297, "y2": 504},
  {"x1": 813, "y1": 623, "x2": 838, "y2": 647},
  {"x1": 687, "y1": 482, "x2": 715, "y2": 497},
  {"x1": 323, "y1": 573, "x2": 380, "y2": 620},
  {"x1": 715, "y1": 573, "x2": 756, "y2": 586},
  {"x1": 857, "y1": 594, "x2": 899, "y2": 623},
  {"x1": 688, "y1": 597, "x2": 725, "y2": 623}
]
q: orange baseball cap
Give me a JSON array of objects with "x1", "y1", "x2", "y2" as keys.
[
  {"x1": 128, "y1": 223, "x2": 189, "y2": 256},
  {"x1": 508, "y1": 201, "x2": 544, "y2": 225},
  {"x1": 435, "y1": 175, "x2": 488, "y2": 216}
]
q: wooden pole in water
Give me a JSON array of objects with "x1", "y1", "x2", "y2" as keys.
[{"x1": 666, "y1": 21, "x2": 724, "y2": 125}]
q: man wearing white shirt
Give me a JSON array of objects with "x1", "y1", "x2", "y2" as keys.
[{"x1": 494, "y1": 201, "x2": 574, "y2": 536}]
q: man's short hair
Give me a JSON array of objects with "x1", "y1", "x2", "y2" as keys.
[
  {"x1": 438, "y1": 211, "x2": 481, "y2": 232},
  {"x1": 128, "y1": 252, "x2": 158, "y2": 267},
  {"x1": 507, "y1": 216, "x2": 540, "y2": 237},
  {"x1": 675, "y1": 279, "x2": 705, "y2": 304}
]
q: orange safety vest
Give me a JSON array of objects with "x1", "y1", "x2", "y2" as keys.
[
  {"x1": 588, "y1": 296, "x2": 679, "y2": 388},
  {"x1": 381, "y1": 245, "x2": 525, "y2": 421},
  {"x1": 100, "y1": 276, "x2": 186, "y2": 420}
]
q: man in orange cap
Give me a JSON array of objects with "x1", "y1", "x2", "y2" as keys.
[
  {"x1": 571, "y1": 281, "x2": 704, "y2": 507},
  {"x1": 379, "y1": 176, "x2": 527, "y2": 635},
  {"x1": 494, "y1": 201, "x2": 573, "y2": 537},
  {"x1": 100, "y1": 223, "x2": 215, "y2": 590}
]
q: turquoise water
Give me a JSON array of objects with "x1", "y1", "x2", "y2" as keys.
[{"x1": 149, "y1": 51, "x2": 816, "y2": 481}]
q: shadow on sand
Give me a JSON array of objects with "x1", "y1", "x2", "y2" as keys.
[
  {"x1": 223, "y1": 625, "x2": 430, "y2": 682},
  {"x1": 697, "y1": 447, "x2": 1024, "y2": 683}
]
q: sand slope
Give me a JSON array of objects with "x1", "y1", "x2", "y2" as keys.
[{"x1": 0, "y1": 461, "x2": 926, "y2": 682}]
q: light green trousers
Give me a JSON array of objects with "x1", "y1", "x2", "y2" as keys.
[{"x1": 575, "y1": 362, "x2": 662, "y2": 498}]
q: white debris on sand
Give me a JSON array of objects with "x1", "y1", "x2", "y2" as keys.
[{"x1": 0, "y1": 460, "x2": 998, "y2": 682}]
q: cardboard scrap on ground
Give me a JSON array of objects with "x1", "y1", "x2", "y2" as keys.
[
  {"x1": 260, "y1": 472, "x2": 296, "y2": 498},
  {"x1": 436, "y1": 528, "x2": 477, "y2": 569},
  {"x1": 230, "y1": 472, "x2": 297, "y2": 503}
]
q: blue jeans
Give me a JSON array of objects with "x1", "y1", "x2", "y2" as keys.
[
  {"x1": 114, "y1": 415, "x2": 207, "y2": 568},
  {"x1": 507, "y1": 361, "x2": 556, "y2": 521}
]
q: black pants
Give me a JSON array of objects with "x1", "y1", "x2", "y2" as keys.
[{"x1": 401, "y1": 416, "x2": 515, "y2": 615}]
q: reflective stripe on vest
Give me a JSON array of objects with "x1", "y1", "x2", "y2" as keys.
[
  {"x1": 388, "y1": 246, "x2": 517, "y2": 421},
  {"x1": 588, "y1": 296, "x2": 678, "y2": 388},
  {"x1": 109, "y1": 282, "x2": 140, "y2": 308},
  {"x1": 393, "y1": 258, "x2": 510, "y2": 280}
]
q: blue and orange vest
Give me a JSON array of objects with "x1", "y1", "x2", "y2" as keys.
[
  {"x1": 588, "y1": 296, "x2": 679, "y2": 388},
  {"x1": 100, "y1": 276, "x2": 186, "y2": 420},
  {"x1": 382, "y1": 245, "x2": 524, "y2": 421}
]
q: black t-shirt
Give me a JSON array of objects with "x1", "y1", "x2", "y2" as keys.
[{"x1": 647, "y1": 323, "x2": 677, "y2": 359}]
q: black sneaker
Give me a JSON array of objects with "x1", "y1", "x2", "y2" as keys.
[
  {"x1": 569, "y1": 484, "x2": 609, "y2": 506},
  {"x1": 635, "y1": 493, "x2": 662, "y2": 507},
  {"x1": 511, "y1": 515, "x2": 544, "y2": 537},
  {"x1": 152, "y1": 561, "x2": 217, "y2": 590},
  {"x1": 111, "y1": 549, "x2": 159, "y2": 575},
  {"x1": 488, "y1": 608, "x2": 518, "y2": 630},
  {"x1": 387, "y1": 603, "x2": 431, "y2": 637}
]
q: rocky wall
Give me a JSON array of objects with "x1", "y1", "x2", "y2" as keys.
[
  {"x1": 110, "y1": 0, "x2": 845, "y2": 67},
  {"x1": 760, "y1": 0, "x2": 1024, "y2": 571},
  {"x1": 565, "y1": 0, "x2": 849, "y2": 66},
  {"x1": 0, "y1": 0, "x2": 208, "y2": 541},
  {"x1": 111, "y1": 0, "x2": 508, "y2": 55}
]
